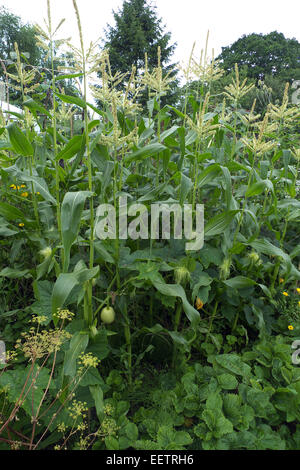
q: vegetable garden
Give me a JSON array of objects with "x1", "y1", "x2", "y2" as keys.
[{"x1": 0, "y1": 0, "x2": 300, "y2": 451}]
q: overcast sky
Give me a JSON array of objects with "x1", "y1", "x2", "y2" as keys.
[{"x1": 1, "y1": 0, "x2": 299, "y2": 68}]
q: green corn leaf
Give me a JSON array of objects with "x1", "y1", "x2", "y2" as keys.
[
  {"x1": 55, "y1": 91, "x2": 86, "y2": 108},
  {"x1": 56, "y1": 135, "x2": 83, "y2": 161},
  {"x1": 245, "y1": 179, "x2": 274, "y2": 197},
  {"x1": 125, "y1": 143, "x2": 166, "y2": 163},
  {"x1": 63, "y1": 331, "x2": 89, "y2": 377},
  {"x1": 0, "y1": 202, "x2": 26, "y2": 222},
  {"x1": 52, "y1": 265, "x2": 99, "y2": 317},
  {"x1": 7, "y1": 123, "x2": 33, "y2": 156},
  {"x1": 23, "y1": 98, "x2": 52, "y2": 118},
  {"x1": 223, "y1": 276, "x2": 256, "y2": 289},
  {"x1": 205, "y1": 210, "x2": 239, "y2": 237}
]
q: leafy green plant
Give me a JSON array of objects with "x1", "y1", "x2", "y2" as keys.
[{"x1": 0, "y1": 0, "x2": 299, "y2": 451}]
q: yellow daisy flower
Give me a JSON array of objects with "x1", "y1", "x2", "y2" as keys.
[
  {"x1": 296, "y1": 288, "x2": 300, "y2": 294},
  {"x1": 21, "y1": 192, "x2": 29, "y2": 198},
  {"x1": 18, "y1": 223, "x2": 24, "y2": 227},
  {"x1": 283, "y1": 292, "x2": 289, "y2": 297},
  {"x1": 288, "y1": 325, "x2": 294, "y2": 330}
]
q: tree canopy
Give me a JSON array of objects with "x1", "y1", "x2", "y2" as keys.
[
  {"x1": 216, "y1": 31, "x2": 300, "y2": 81},
  {"x1": 0, "y1": 6, "x2": 41, "y2": 79}
]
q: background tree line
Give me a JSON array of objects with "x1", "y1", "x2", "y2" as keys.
[{"x1": 0, "y1": 0, "x2": 299, "y2": 114}]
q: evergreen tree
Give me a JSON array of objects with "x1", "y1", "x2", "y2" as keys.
[
  {"x1": 102, "y1": 0, "x2": 176, "y2": 75},
  {"x1": 99, "y1": 0, "x2": 179, "y2": 107}
]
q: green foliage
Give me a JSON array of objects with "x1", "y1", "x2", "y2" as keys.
[
  {"x1": 100, "y1": 0, "x2": 178, "y2": 106},
  {"x1": 131, "y1": 334, "x2": 300, "y2": 450},
  {"x1": 0, "y1": 0, "x2": 299, "y2": 452},
  {"x1": 102, "y1": 0, "x2": 176, "y2": 75},
  {"x1": 0, "y1": 6, "x2": 41, "y2": 77},
  {"x1": 217, "y1": 31, "x2": 300, "y2": 81}
]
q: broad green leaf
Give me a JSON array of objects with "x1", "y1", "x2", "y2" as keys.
[
  {"x1": 56, "y1": 135, "x2": 83, "y2": 161},
  {"x1": 152, "y1": 281, "x2": 200, "y2": 326},
  {"x1": 2, "y1": 111, "x2": 24, "y2": 120},
  {"x1": 179, "y1": 173, "x2": 193, "y2": 204},
  {"x1": 63, "y1": 331, "x2": 89, "y2": 377},
  {"x1": 217, "y1": 373, "x2": 238, "y2": 390},
  {"x1": 215, "y1": 354, "x2": 252, "y2": 377},
  {"x1": 0, "y1": 267, "x2": 31, "y2": 278},
  {"x1": 55, "y1": 72, "x2": 84, "y2": 81},
  {"x1": 245, "y1": 179, "x2": 274, "y2": 197},
  {"x1": 7, "y1": 123, "x2": 33, "y2": 156},
  {"x1": 124, "y1": 422, "x2": 139, "y2": 441},
  {"x1": 0, "y1": 365, "x2": 51, "y2": 416},
  {"x1": 125, "y1": 143, "x2": 166, "y2": 163},
  {"x1": 160, "y1": 125, "x2": 179, "y2": 142},
  {"x1": 55, "y1": 91, "x2": 86, "y2": 108},
  {"x1": 198, "y1": 163, "x2": 221, "y2": 189},
  {"x1": 0, "y1": 226, "x2": 18, "y2": 236},
  {"x1": 22, "y1": 174, "x2": 57, "y2": 205},
  {"x1": 2, "y1": 165, "x2": 56, "y2": 204},
  {"x1": 220, "y1": 165, "x2": 233, "y2": 208},
  {"x1": 223, "y1": 276, "x2": 256, "y2": 289},
  {"x1": 249, "y1": 239, "x2": 292, "y2": 269},
  {"x1": 205, "y1": 210, "x2": 239, "y2": 237},
  {"x1": 90, "y1": 385, "x2": 104, "y2": 421},
  {"x1": 23, "y1": 98, "x2": 51, "y2": 118},
  {"x1": 61, "y1": 191, "x2": 93, "y2": 271},
  {"x1": 0, "y1": 202, "x2": 25, "y2": 222},
  {"x1": 105, "y1": 436, "x2": 119, "y2": 450},
  {"x1": 0, "y1": 140, "x2": 13, "y2": 151},
  {"x1": 52, "y1": 265, "x2": 99, "y2": 316}
]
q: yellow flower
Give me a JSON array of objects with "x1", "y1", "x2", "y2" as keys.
[
  {"x1": 78, "y1": 352, "x2": 100, "y2": 369},
  {"x1": 195, "y1": 297, "x2": 204, "y2": 310},
  {"x1": 296, "y1": 288, "x2": 300, "y2": 294},
  {"x1": 21, "y1": 192, "x2": 29, "y2": 198},
  {"x1": 283, "y1": 292, "x2": 289, "y2": 297},
  {"x1": 288, "y1": 325, "x2": 294, "y2": 330},
  {"x1": 279, "y1": 278, "x2": 284, "y2": 283},
  {"x1": 36, "y1": 192, "x2": 40, "y2": 195},
  {"x1": 17, "y1": 186, "x2": 20, "y2": 190},
  {"x1": 10, "y1": 184, "x2": 16, "y2": 190},
  {"x1": 20, "y1": 184, "x2": 26, "y2": 188},
  {"x1": 298, "y1": 301, "x2": 300, "y2": 307},
  {"x1": 18, "y1": 223, "x2": 24, "y2": 227}
]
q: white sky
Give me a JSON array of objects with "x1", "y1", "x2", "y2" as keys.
[{"x1": 1, "y1": 0, "x2": 299, "y2": 67}]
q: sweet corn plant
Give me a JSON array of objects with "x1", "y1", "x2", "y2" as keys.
[{"x1": 0, "y1": 0, "x2": 299, "y2": 451}]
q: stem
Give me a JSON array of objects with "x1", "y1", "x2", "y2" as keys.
[
  {"x1": 172, "y1": 300, "x2": 183, "y2": 368},
  {"x1": 207, "y1": 300, "x2": 219, "y2": 337},
  {"x1": 73, "y1": 0, "x2": 95, "y2": 326},
  {"x1": 123, "y1": 303, "x2": 132, "y2": 385}
]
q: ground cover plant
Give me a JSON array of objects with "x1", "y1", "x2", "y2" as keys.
[{"x1": 0, "y1": 0, "x2": 299, "y2": 451}]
